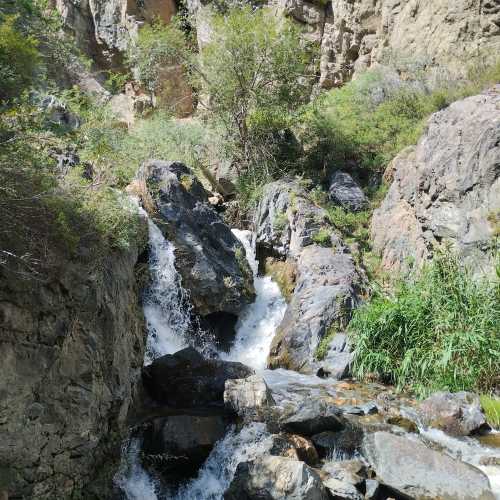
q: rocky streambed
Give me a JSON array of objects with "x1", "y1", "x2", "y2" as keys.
[{"x1": 114, "y1": 160, "x2": 500, "y2": 500}]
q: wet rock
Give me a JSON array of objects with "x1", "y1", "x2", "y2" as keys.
[
  {"x1": 386, "y1": 415, "x2": 418, "y2": 434},
  {"x1": 141, "y1": 414, "x2": 228, "y2": 477},
  {"x1": 268, "y1": 245, "x2": 363, "y2": 372},
  {"x1": 322, "y1": 478, "x2": 363, "y2": 500},
  {"x1": 224, "y1": 375, "x2": 275, "y2": 418},
  {"x1": 224, "y1": 456, "x2": 330, "y2": 500},
  {"x1": 40, "y1": 95, "x2": 80, "y2": 129},
  {"x1": 312, "y1": 426, "x2": 364, "y2": 458},
  {"x1": 328, "y1": 171, "x2": 367, "y2": 212},
  {"x1": 371, "y1": 91, "x2": 500, "y2": 275},
  {"x1": 364, "y1": 479, "x2": 380, "y2": 500},
  {"x1": 418, "y1": 391, "x2": 490, "y2": 436},
  {"x1": 142, "y1": 347, "x2": 254, "y2": 409},
  {"x1": 316, "y1": 333, "x2": 353, "y2": 380},
  {"x1": 287, "y1": 434, "x2": 320, "y2": 466},
  {"x1": 362, "y1": 431, "x2": 495, "y2": 500},
  {"x1": 137, "y1": 160, "x2": 255, "y2": 320},
  {"x1": 281, "y1": 399, "x2": 345, "y2": 436}
]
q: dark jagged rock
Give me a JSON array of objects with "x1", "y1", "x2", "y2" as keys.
[
  {"x1": 362, "y1": 431, "x2": 495, "y2": 500},
  {"x1": 142, "y1": 347, "x2": 254, "y2": 409},
  {"x1": 140, "y1": 414, "x2": 229, "y2": 478},
  {"x1": 138, "y1": 160, "x2": 255, "y2": 318},
  {"x1": 328, "y1": 171, "x2": 368, "y2": 212}
]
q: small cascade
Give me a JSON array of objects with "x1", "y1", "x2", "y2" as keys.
[
  {"x1": 143, "y1": 219, "x2": 193, "y2": 364},
  {"x1": 222, "y1": 229, "x2": 287, "y2": 370},
  {"x1": 173, "y1": 423, "x2": 272, "y2": 500},
  {"x1": 115, "y1": 439, "x2": 159, "y2": 500}
]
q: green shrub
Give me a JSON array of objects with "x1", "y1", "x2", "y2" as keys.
[
  {"x1": 312, "y1": 228, "x2": 332, "y2": 247},
  {"x1": 349, "y1": 252, "x2": 500, "y2": 396},
  {"x1": 0, "y1": 15, "x2": 40, "y2": 102},
  {"x1": 480, "y1": 395, "x2": 500, "y2": 429},
  {"x1": 315, "y1": 326, "x2": 337, "y2": 360}
]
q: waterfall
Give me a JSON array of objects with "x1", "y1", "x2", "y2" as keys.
[{"x1": 221, "y1": 229, "x2": 287, "y2": 371}]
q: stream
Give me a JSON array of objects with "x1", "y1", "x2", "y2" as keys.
[{"x1": 116, "y1": 216, "x2": 500, "y2": 499}]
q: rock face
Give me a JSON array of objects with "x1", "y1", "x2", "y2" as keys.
[
  {"x1": 418, "y1": 391, "x2": 490, "y2": 436},
  {"x1": 362, "y1": 431, "x2": 495, "y2": 500},
  {"x1": 276, "y1": 0, "x2": 500, "y2": 89},
  {"x1": 316, "y1": 333, "x2": 353, "y2": 379},
  {"x1": 328, "y1": 171, "x2": 367, "y2": 212},
  {"x1": 0, "y1": 223, "x2": 148, "y2": 498},
  {"x1": 268, "y1": 245, "x2": 363, "y2": 372},
  {"x1": 142, "y1": 347, "x2": 254, "y2": 409},
  {"x1": 372, "y1": 90, "x2": 500, "y2": 275},
  {"x1": 137, "y1": 160, "x2": 255, "y2": 325},
  {"x1": 224, "y1": 456, "x2": 330, "y2": 500}
]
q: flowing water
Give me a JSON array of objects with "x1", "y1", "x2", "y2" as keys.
[{"x1": 117, "y1": 209, "x2": 500, "y2": 499}]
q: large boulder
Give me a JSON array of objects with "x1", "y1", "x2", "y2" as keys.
[
  {"x1": 136, "y1": 160, "x2": 255, "y2": 334},
  {"x1": 362, "y1": 431, "x2": 495, "y2": 500},
  {"x1": 142, "y1": 347, "x2": 254, "y2": 409},
  {"x1": 328, "y1": 171, "x2": 367, "y2": 212},
  {"x1": 418, "y1": 391, "x2": 490, "y2": 436},
  {"x1": 280, "y1": 399, "x2": 345, "y2": 436},
  {"x1": 140, "y1": 414, "x2": 228, "y2": 478},
  {"x1": 372, "y1": 91, "x2": 500, "y2": 275},
  {"x1": 268, "y1": 245, "x2": 363, "y2": 372},
  {"x1": 224, "y1": 456, "x2": 330, "y2": 500}
]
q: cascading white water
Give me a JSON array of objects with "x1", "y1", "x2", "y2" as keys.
[
  {"x1": 173, "y1": 423, "x2": 273, "y2": 500},
  {"x1": 143, "y1": 219, "x2": 193, "y2": 364},
  {"x1": 221, "y1": 229, "x2": 287, "y2": 370}
]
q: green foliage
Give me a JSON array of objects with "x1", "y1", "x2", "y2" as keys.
[
  {"x1": 0, "y1": 15, "x2": 40, "y2": 102},
  {"x1": 315, "y1": 326, "x2": 337, "y2": 361},
  {"x1": 104, "y1": 71, "x2": 131, "y2": 95},
  {"x1": 301, "y1": 60, "x2": 500, "y2": 175},
  {"x1": 273, "y1": 212, "x2": 288, "y2": 231},
  {"x1": 312, "y1": 228, "x2": 332, "y2": 247},
  {"x1": 480, "y1": 395, "x2": 500, "y2": 429},
  {"x1": 349, "y1": 252, "x2": 500, "y2": 396},
  {"x1": 200, "y1": 6, "x2": 310, "y2": 173},
  {"x1": 128, "y1": 18, "x2": 193, "y2": 93}
]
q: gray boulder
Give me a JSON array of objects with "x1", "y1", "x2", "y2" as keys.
[
  {"x1": 142, "y1": 347, "x2": 254, "y2": 409},
  {"x1": 254, "y1": 179, "x2": 333, "y2": 260},
  {"x1": 316, "y1": 333, "x2": 353, "y2": 379},
  {"x1": 362, "y1": 431, "x2": 495, "y2": 500},
  {"x1": 418, "y1": 391, "x2": 490, "y2": 436},
  {"x1": 224, "y1": 456, "x2": 330, "y2": 500},
  {"x1": 224, "y1": 375, "x2": 275, "y2": 418},
  {"x1": 137, "y1": 160, "x2": 255, "y2": 319},
  {"x1": 322, "y1": 478, "x2": 363, "y2": 500},
  {"x1": 268, "y1": 245, "x2": 363, "y2": 372},
  {"x1": 371, "y1": 91, "x2": 500, "y2": 275},
  {"x1": 281, "y1": 399, "x2": 345, "y2": 436},
  {"x1": 328, "y1": 171, "x2": 368, "y2": 212}
]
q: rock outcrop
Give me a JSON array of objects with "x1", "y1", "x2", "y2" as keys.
[
  {"x1": 372, "y1": 90, "x2": 500, "y2": 275},
  {"x1": 135, "y1": 160, "x2": 255, "y2": 343},
  {"x1": 0, "y1": 220, "x2": 148, "y2": 498},
  {"x1": 328, "y1": 171, "x2": 368, "y2": 212},
  {"x1": 255, "y1": 180, "x2": 363, "y2": 372},
  {"x1": 362, "y1": 431, "x2": 495, "y2": 500},
  {"x1": 276, "y1": 0, "x2": 500, "y2": 89}
]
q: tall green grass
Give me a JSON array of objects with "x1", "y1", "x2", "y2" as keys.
[{"x1": 349, "y1": 253, "x2": 500, "y2": 397}]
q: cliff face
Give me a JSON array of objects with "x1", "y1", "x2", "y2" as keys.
[
  {"x1": 0, "y1": 229, "x2": 148, "y2": 498},
  {"x1": 276, "y1": 0, "x2": 500, "y2": 88}
]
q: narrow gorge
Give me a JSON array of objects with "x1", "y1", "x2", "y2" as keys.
[{"x1": 0, "y1": 0, "x2": 499, "y2": 499}]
